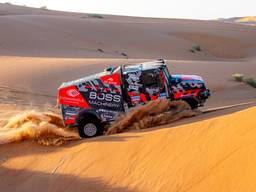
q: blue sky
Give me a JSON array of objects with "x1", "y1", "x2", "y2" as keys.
[{"x1": 1, "y1": 0, "x2": 255, "y2": 19}]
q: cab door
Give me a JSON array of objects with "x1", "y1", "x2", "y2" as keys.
[
  {"x1": 123, "y1": 69, "x2": 144, "y2": 107},
  {"x1": 141, "y1": 69, "x2": 169, "y2": 101}
]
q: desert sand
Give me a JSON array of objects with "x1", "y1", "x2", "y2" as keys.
[
  {"x1": 0, "y1": 3, "x2": 256, "y2": 192},
  {"x1": 0, "y1": 4, "x2": 256, "y2": 59},
  {"x1": 1, "y1": 107, "x2": 256, "y2": 192}
]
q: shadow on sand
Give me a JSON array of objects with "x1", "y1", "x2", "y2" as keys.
[{"x1": 0, "y1": 166, "x2": 135, "y2": 192}]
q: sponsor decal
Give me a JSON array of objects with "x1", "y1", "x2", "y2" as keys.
[
  {"x1": 160, "y1": 93, "x2": 167, "y2": 98},
  {"x1": 97, "y1": 109, "x2": 120, "y2": 121},
  {"x1": 58, "y1": 86, "x2": 90, "y2": 108},
  {"x1": 100, "y1": 73, "x2": 121, "y2": 85},
  {"x1": 88, "y1": 100, "x2": 120, "y2": 108},
  {"x1": 80, "y1": 90, "x2": 123, "y2": 112},
  {"x1": 128, "y1": 85, "x2": 139, "y2": 91},
  {"x1": 61, "y1": 105, "x2": 82, "y2": 125},
  {"x1": 126, "y1": 72, "x2": 141, "y2": 85},
  {"x1": 66, "y1": 89, "x2": 80, "y2": 97},
  {"x1": 146, "y1": 87, "x2": 159, "y2": 95},
  {"x1": 89, "y1": 92, "x2": 121, "y2": 103},
  {"x1": 131, "y1": 95, "x2": 140, "y2": 101},
  {"x1": 126, "y1": 71, "x2": 142, "y2": 91}
]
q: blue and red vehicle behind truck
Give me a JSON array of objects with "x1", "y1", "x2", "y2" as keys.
[{"x1": 57, "y1": 59, "x2": 210, "y2": 138}]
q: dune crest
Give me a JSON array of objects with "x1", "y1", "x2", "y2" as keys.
[{"x1": 0, "y1": 111, "x2": 80, "y2": 146}]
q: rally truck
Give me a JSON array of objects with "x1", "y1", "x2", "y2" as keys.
[{"x1": 58, "y1": 59, "x2": 210, "y2": 138}]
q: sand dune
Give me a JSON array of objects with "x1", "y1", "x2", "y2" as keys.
[
  {"x1": 0, "y1": 3, "x2": 256, "y2": 192},
  {"x1": 0, "y1": 107, "x2": 255, "y2": 191},
  {"x1": 0, "y1": 4, "x2": 256, "y2": 59},
  {"x1": 0, "y1": 56, "x2": 255, "y2": 109},
  {"x1": 171, "y1": 32, "x2": 254, "y2": 59},
  {"x1": 0, "y1": 3, "x2": 82, "y2": 16},
  {"x1": 219, "y1": 16, "x2": 256, "y2": 26}
]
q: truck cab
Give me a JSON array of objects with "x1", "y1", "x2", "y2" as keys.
[
  {"x1": 122, "y1": 60, "x2": 172, "y2": 107},
  {"x1": 58, "y1": 59, "x2": 210, "y2": 138}
]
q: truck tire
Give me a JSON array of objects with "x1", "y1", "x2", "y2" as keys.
[
  {"x1": 77, "y1": 118, "x2": 103, "y2": 138},
  {"x1": 184, "y1": 98, "x2": 199, "y2": 109}
]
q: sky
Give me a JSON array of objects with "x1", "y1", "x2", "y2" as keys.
[{"x1": 1, "y1": 0, "x2": 255, "y2": 20}]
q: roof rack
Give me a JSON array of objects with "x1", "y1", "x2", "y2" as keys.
[
  {"x1": 139, "y1": 59, "x2": 165, "y2": 66},
  {"x1": 123, "y1": 59, "x2": 166, "y2": 73}
]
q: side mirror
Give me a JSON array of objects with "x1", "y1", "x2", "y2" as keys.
[{"x1": 104, "y1": 67, "x2": 114, "y2": 72}]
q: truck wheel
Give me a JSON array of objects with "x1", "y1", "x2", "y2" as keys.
[
  {"x1": 184, "y1": 98, "x2": 199, "y2": 109},
  {"x1": 77, "y1": 118, "x2": 103, "y2": 138}
]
